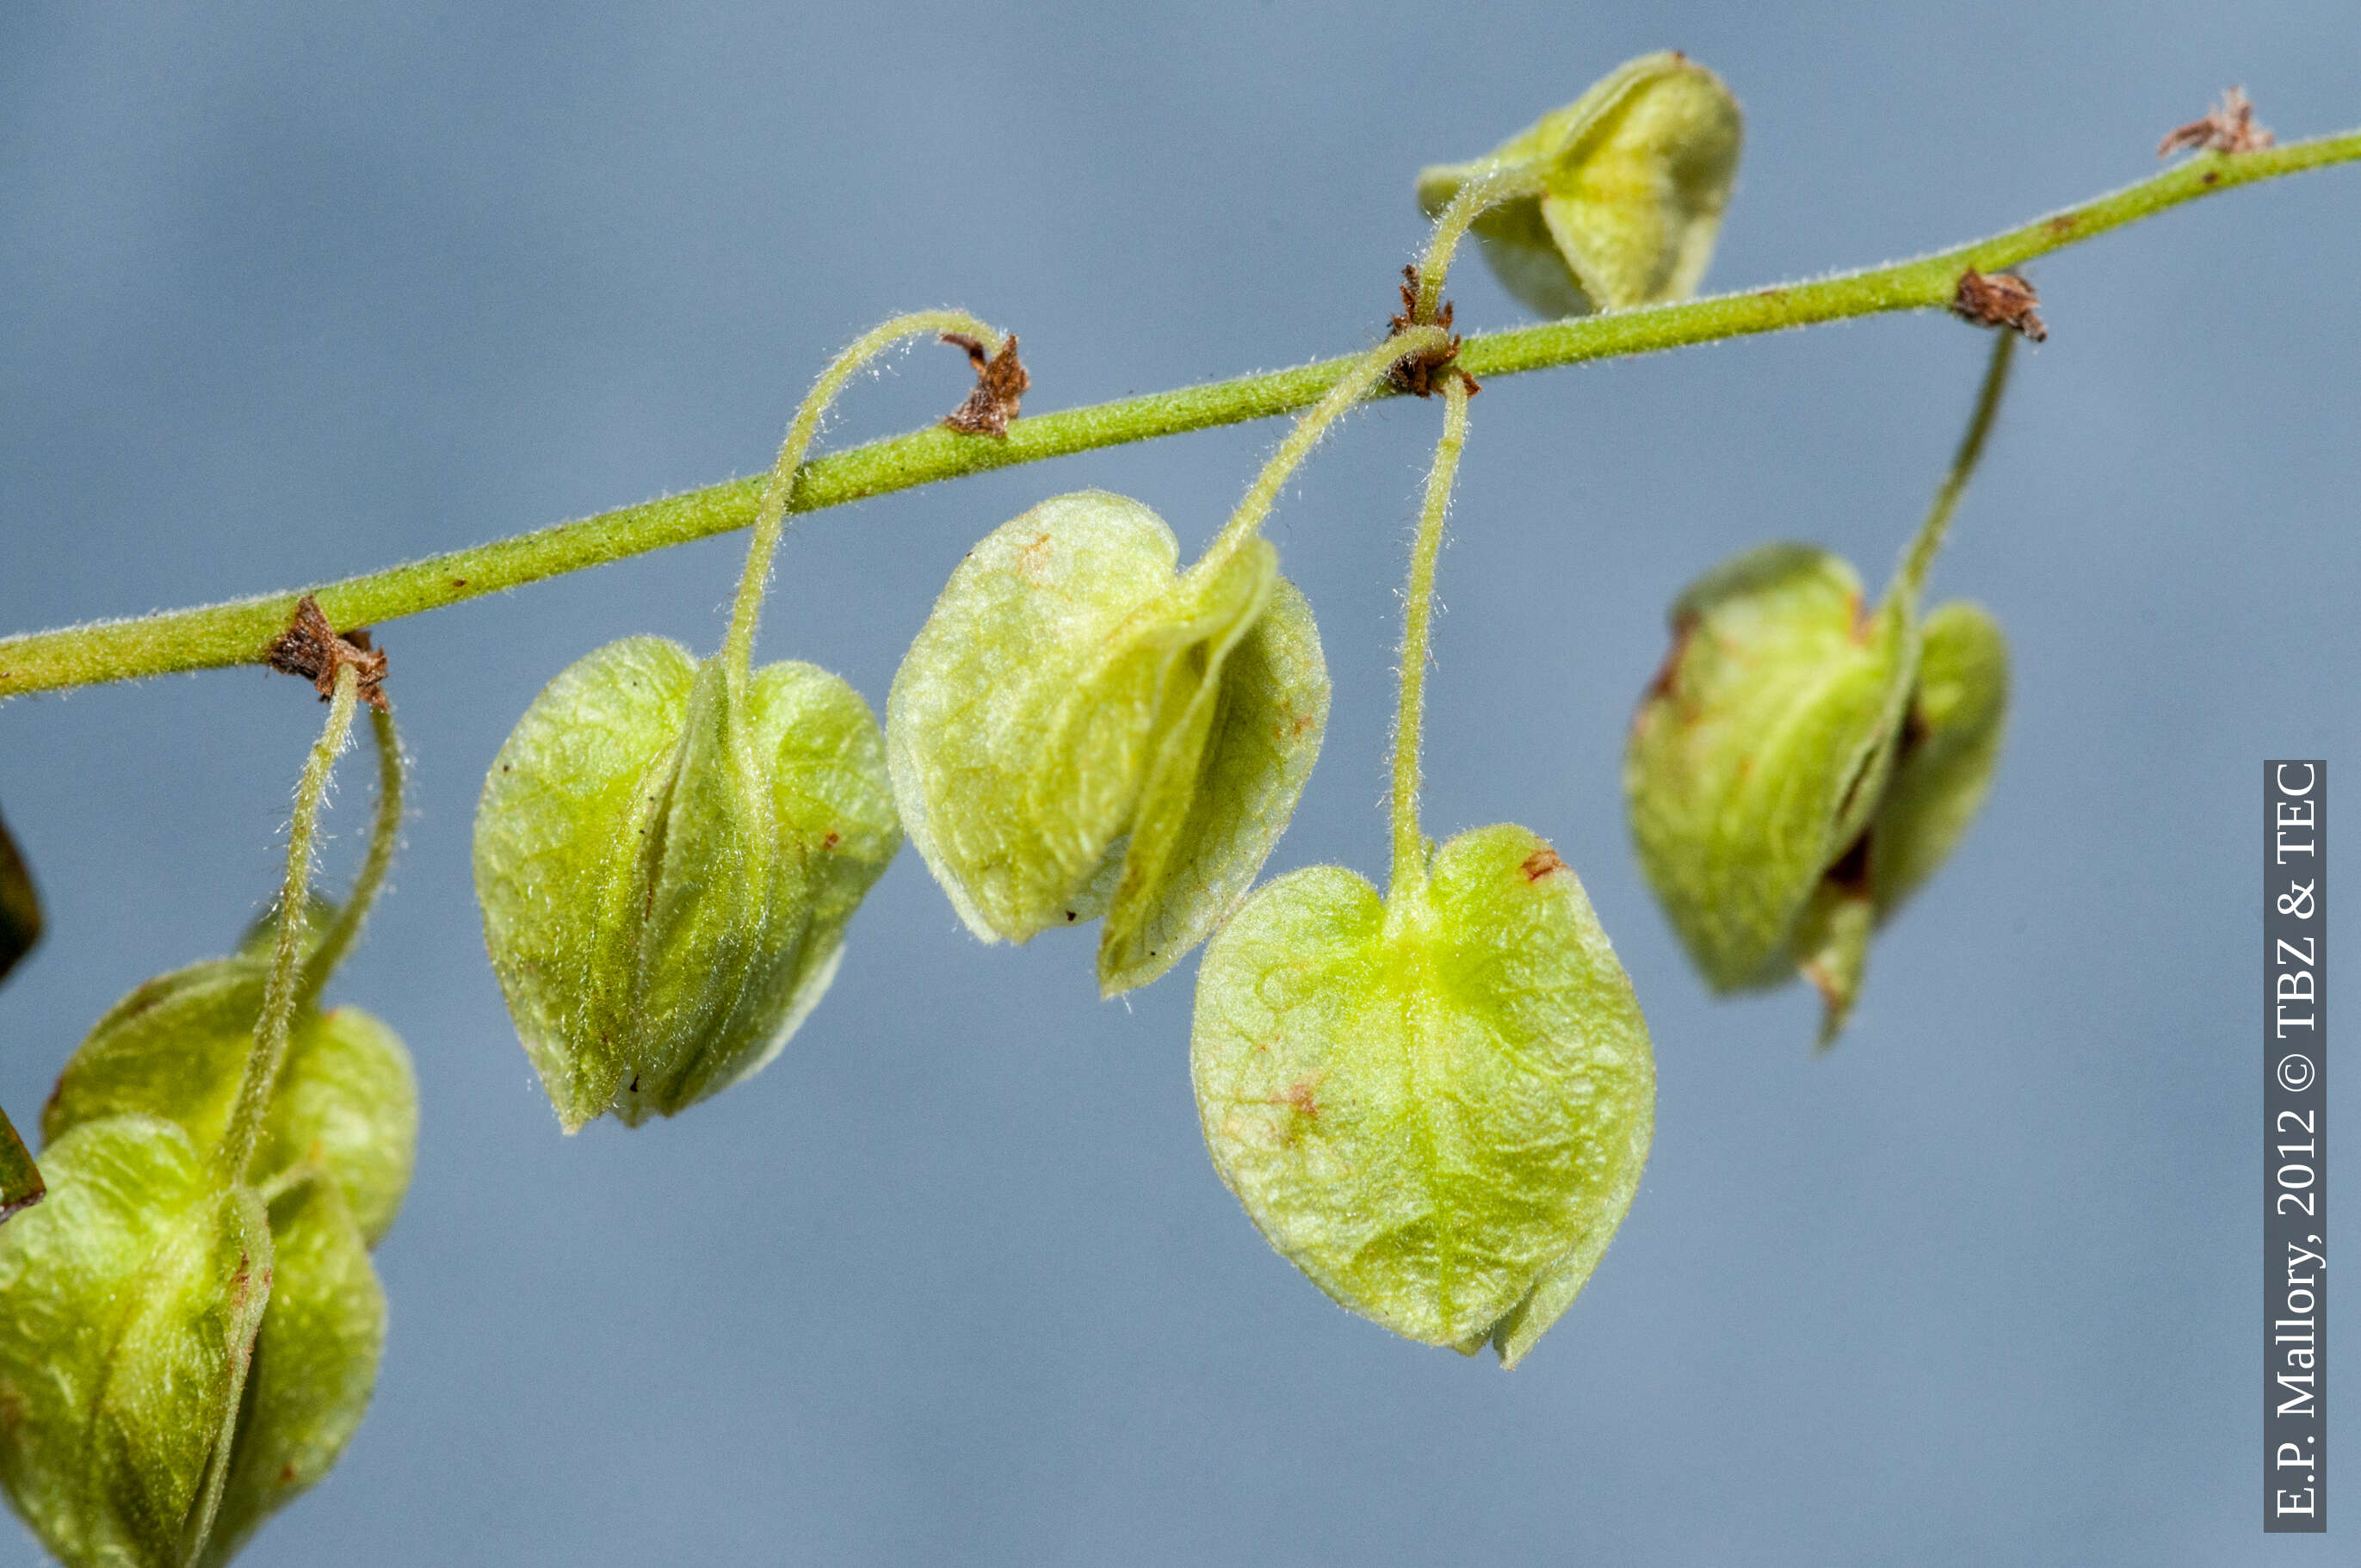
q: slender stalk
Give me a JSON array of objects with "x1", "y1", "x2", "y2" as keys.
[
  {"x1": 294, "y1": 703, "x2": 403, "y2": 1012},
  {"x1": 724, "y1": 310, "x2": 998, "y2": 674},
  {"x1": 1, "y1": 132, "x2": 2352, "y2": 701},
  {"x1": 1194, "y1": 327, "x2": 1450, "y2": 580},
  {"x1": 1896, "y1": 329, "x2": 2016, "y2": 602},
  {"x1": 1389, "y1": 373, "x2": 1474, "y2": 902},
  {"x1": 216, "y1": 664, "x2": 359, "y2": 1183},
  {"x1": 1412, "y1": 165, "x2": 1545, "y2": 322}
]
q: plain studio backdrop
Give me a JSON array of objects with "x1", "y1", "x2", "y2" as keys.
[{"x1": 1, "y1": 3, "x2": 2354, "y2": 1564}]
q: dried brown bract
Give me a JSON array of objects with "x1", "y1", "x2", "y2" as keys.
[
  {"x1": 1951, "y1": 269, "x2": 2047, "y2": 343},
  {"x1": 941, "y1": 333, "x2": 1029, "y2": 438},
  {"x1": 2159, "y1": 86, "x2": 2274, "y2": 158},
  {"x1": 1385, "y1": 266, "x2": 1478, "y2": 398},
  {"x1": 268, "y1": 594, "x2": 390, "y2": 712}
]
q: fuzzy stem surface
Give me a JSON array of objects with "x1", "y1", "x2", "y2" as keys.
[
  {"x1": 294, "y1": 703, "x2": 404, "y2": 1013},
  {"x1": 2, "y1": 133, "x2": 2352, "y2": 700},
  {"x1": 1390, "y1": 373, "x2": 1474, "y2": 903},
  {"x1": 217, "y1": 664, "x2": 359, "y2": 1184},
  {"x1": 1897, "y1": 329, "x2": 2016, "y2": 602},
  {"x1": 1195, "y1": 327, "x2": 1450, "y2": 579},
  {"x1": 724, "y1": 310, "x2": 998, "y2": 674}
]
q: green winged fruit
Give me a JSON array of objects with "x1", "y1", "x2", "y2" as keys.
[
  {"x1": 34, "y1": 927, "x2": 418, "y2": 1563},
  {"x1": 889, "y1": 491, "x2": 1330, "y2": 995},
  {"x1": 1192, "y1": 824, "x2": 1653, "y2": 1367},
  {"x1": 0, "y1": 1114, "x2": 272, "y2": 1568},
  {"x1": 1417, "y1": 52, "x2": 1742, "y2": 318},
  {"x1": 1626, "y1": 543, "x2": 2008, "y2": 1040},
  {"x1": 44, "y1": 945, "x2": 417, "y2": 1245},
  {"x1": 475, "y1": 643, "x2": 899, "y2": 1129}
]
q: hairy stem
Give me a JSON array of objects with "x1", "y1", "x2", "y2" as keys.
[
  {"x1": 294, "y1": 702, "x2": 404, "y2": 1013},
  {"x1": 725, "y1": 310, "x2": 998, "y2": 674},
  {"x1": 1413, "y1": 165, "x2": 1545, "y2": 322},
  {"x1": 1897, "y1": 329, "x2": 2016, "y2": 602},
  {"x1": 217, "y1": 664, "x2": 359, "y2": 1184},
  {"x1": 1194, "y1": 327, "x2": 1450, "y2": 580},
  {"x1": 1, "y1": 132, "x2": 2352, "y2": 700},
  {"x1": 1390, "y1": 373, "x2": 1474, "y2": 903}
]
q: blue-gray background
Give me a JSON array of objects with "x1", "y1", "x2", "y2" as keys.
[{"x1": 2, "y1": 3, "x2": 2355, "y2": 1563}]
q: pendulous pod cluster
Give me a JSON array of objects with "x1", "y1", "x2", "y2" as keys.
[
  {"x1": 1625, "y1": 543, "x2": 2009, "y2": 1041},
  {"x1": 887, "y1": 491, "x2": 1328, "y2": 996},
  {"x1": 1, "y1": 907, "x2": 417, "y2": 1567}
]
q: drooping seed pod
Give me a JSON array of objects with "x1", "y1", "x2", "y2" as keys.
[
  {"x1": 1625, "y1": 543, "x2": 1919, "y2": 993},
  {"x1": 1625, "y1": 546, "x2": 2009, "y2": 1039},
  {"x1": 475, "y1": 645, "x2": 899, "y2": 1129},
  {"x1": 1864, "y1": 601, "x2": 2010, "y2": 918},
  {"x1": 1192, "y1": 824, "x2": 1653, "y2": 1367},
  {"x1": 44, "y1": 948, "x2": 418, "y2": 1245},
  {"x1": 1416, "y1": 52, "x2": 1743, "y2": 318},
  {"x1": 195, "y1": 1170, "x2": 384, "y2": 1568},
  {"x1": 888, "y1": 491, "x2": 1329, "y2": 995},
  {"x1": 1783, "y1": 599, "x2": 2012, "y2": 1039},
  {"x1": 0, "y1": 1114, "x2": 273, "y2": 1568}
]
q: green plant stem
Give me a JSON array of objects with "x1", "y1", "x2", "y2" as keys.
[
  {"x1": 217, "y1": 664, "x2": 359, "y2": 1185},
  {"x1": 294, "y1": 702, "x2": 403, "y2": 1012},
  {"x1": 1, "y1": 132, "x2": 2352, "y2": 701},
  {"x1": 1195, "y1": 327, "x2": 1450, "y2": 580},
  {"x1": 1897, "y1": 328, "x2": 2016, "y2": 602},
  {"x1": 1412, "y1": 165, "x2": 1544, "y2": 321},
  {"x1": 724, "y1": 310, "x2": 998, "y2": 675},
  {"x1": 1388, "y1": 374, "x2": 1474, "y2": 904}
]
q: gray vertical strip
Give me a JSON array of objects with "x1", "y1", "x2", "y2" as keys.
[{"x1": 2265, "y1": 761, "x2": 2327, "y2": 1530}]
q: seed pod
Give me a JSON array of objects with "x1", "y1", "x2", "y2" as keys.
[
  {"x1": 888, "y1": 491, "x2": 1330, "y2": 995},
  {"x1": 1417, "y1": 52, "x2": 1742, "y2": 318},
  {"x1": 44, "y1": 951, "x2": 418, "y2": 1246},
  {"x1": 476, "y1": 643, "x2": 899, "y2": 1129},
  {"x1": 0, "y1": 1114, "x2": 273, "y2": 1568},
  {"x1": 1626, "y1": 543, "x2": 1917, "y2": 991},
  {"x1": 38, "y1": 929, "x2": 412, "y2": 1562},
  {"x1": 1788, "y1": 600, "x2": 2011, "y2": 1034},
  {"x1": 1626, "y1": 546, "x2": 2008, "y2": 1038},
  {"x1": 1193, "y1": 825, "x2": 1653, "y2": 1366},
  {"x1": 1, "y1": 803, "x2": 43, "y2": 1222},
  {"x1": 195, "y1": 1170, "x2": 384, "y2": 1568},
  {"x1": 1865, "y1": 601, "x2": 2009, "y2": 918}
]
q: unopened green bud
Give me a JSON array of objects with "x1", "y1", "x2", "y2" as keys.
[
  {"x1": 888, "y1": 491, "x2": 1329, "y2": 995},
  {"x1": 1193, "y1": 825, "x2": 1653, "y2": 1366},
  {"x1": 44, "y1": 951, "x2": 418, "y2": 1246},
  {"x1": 1417, "y1": 52, "x2": 1742, "y2": 318},
  {"x1": 1626, "y1": 546, "x2": 2007, "y2": 1038},
  {"x1": 0, "y1": 1114, "x2": 272, "y2": 1568},
  {"x1": 476, "y1": 640, "x2": 898, "y2": 1130}
]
